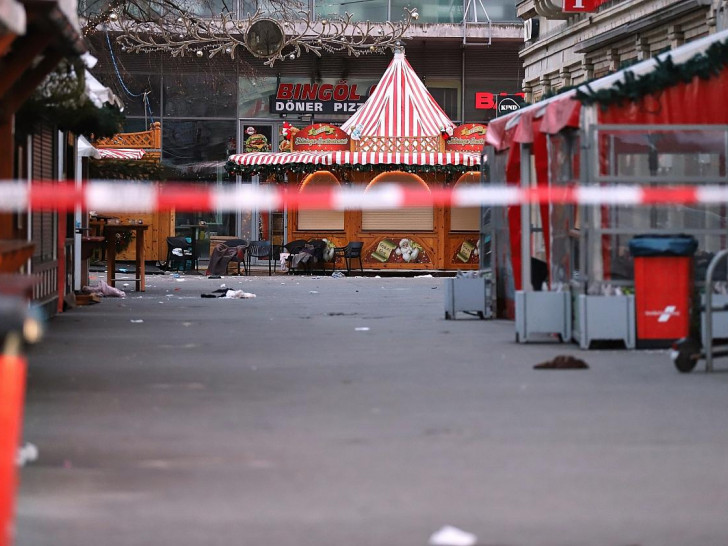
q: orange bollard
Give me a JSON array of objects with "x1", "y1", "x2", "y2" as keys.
[{"x1": 0, "y1": 354, "x2": 27, "y2": 546}]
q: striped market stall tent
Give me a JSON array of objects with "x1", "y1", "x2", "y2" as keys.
[{"x1": 227, "y1": 50, "x2": 486, "y2": 272}]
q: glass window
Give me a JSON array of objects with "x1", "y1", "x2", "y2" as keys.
[
  {"x1": 239, "y1": 76, "x2": 278, "y2": 119},
  {"x1": 429, "y1": 86, "x2": 460, "y2": 122},
  {"x1": 315, "y1": 0, "x2": 388, "y2": 22},
  {"x1": 162, "y1": 119, "x2": 237, "y2": 166},
  {"x1": 241, "y1": 0, "x2": 280, "y2": 17},
  {"x1": 391, "y1": 0, "x2": 463, "y2": 23},
  {"x1": 469, "y1": 0, "x2": 517, "y2": 21},
  {"x1": 121, "y1": 118, "x2": 151, "y2": 133},
  {"x1": 174, "y1": 0, "x2": 233, "y2": 16},
  {"x1": 164, "y1": 73, "x2": 237, "y2": 118},
  {"x1": 105, "y1": 72, "x2": 161, "y2": 119}
]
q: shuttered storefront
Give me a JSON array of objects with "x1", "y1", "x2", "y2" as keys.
[
  {"x1": 451, "y1": 172, "x2": 480, "y2": 231},
  {"x1": 297, "y1": 172, "x2": 344, "y2": 231},
  {"x1": 362, "y1": 172, "x2": 433, "y2": 231},
  {"x1": 31, "y1": 125, "x2": 59, "y2": 310}
]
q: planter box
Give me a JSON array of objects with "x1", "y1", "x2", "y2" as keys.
[
  {"x1": 444, "y1": 276, "x2": 492, "y2": 319},
  {"x1": 574, "y1": 294, "x2": 635, "y2": 349},
  {"x1": 515, "y1": 291, "x2": 571, "y2": 343}
]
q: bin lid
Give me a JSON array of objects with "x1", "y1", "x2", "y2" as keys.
[{"x1": 628, "y1": 234, "x2": 698, "y2": 257}]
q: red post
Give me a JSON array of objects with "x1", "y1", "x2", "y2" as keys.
[{"x1": 0, "y1": 354, "x2": 26, "y2": 546}]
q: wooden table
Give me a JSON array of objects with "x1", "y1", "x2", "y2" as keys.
[{"x1": 104, "y1": 224, "x2": 149, "y2": 292}]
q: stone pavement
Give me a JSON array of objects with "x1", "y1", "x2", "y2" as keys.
[{"x1": 14, "y1": 272, "x2": 728, "y2": 546}]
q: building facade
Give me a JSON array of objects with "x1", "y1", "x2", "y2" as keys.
[
  {"x1": 517, "y1": 0, "x2": 728, "y2": 101},
  {"x1": 84, "y1": 0, "x2": 524, "y2": 248}
]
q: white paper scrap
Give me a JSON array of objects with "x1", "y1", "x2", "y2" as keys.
[{"x1": 428, "y1": 525, "x2": 477, "y2": 546}]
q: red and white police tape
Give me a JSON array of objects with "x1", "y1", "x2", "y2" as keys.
[{"x1": 2, "y1": 180, "x2": 728, "y2": 212}]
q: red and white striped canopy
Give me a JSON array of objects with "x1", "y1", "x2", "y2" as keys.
[
  {"x1": 340, "y1": 51, "x2": 456, "y2": 139},
  {"x1": 228, "y1": 150, "x2": 481, "y2": 167},
  {"x1": 329, "y1": 151, "x2": 480, "y2": 167},
  {"x1": 228, "y1": 151, "x2": 331, "y2": 166},
  {"x1": 96, "y1": 148, "x2": 146, "y2": 160}
]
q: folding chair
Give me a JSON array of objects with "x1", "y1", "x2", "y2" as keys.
[{"x1": 333, "y1": 242, "x2": 364, "y2": 275}]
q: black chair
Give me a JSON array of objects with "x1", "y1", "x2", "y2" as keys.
[
  {"x1": 225, "y1": 238, "x2": 249, "y2": 275},
  {"x1": 333, "y1": 242, "x2": 364, "y2": 275},
  {"x1": 283, "y1": 239, "x2": 307, "y2": 274},
  {"x1": 306, "y1": 239, "x2": 328, "y2": 275},
  {"x1": 165, "y1": 236, "x2": 195, "y2": 271},
  {"x1": 246, "y1": 240, "x2": 277, "y2": 276}
]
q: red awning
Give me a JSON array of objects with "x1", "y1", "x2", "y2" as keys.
[
  {"x1": 228, "y1": 152, "x2": 332, "y2": 166},
  {"x1": 228, "y1": 151, "x2": 481, "y2": 167},
  {"x1": 96, "y1": 148, "x2": 146, "y2": 160},
  {"x1": 485, "y1": 92, "x2": 580, "y2": 152},
  {"x1": 329, "y1": 151, "x2": 481, "y2": 167}
]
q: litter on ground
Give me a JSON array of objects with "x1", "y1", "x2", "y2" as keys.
[{"x1": 428, "y1": 525, "x2": 477, "y2": 546}]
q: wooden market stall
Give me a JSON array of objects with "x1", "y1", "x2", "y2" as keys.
[
  {"x1": 227, "y1": 51, "x2": 486, "y2": 272},
  {"x1": 483, "y1": 28, "x2": 728, "y2": 348},
  {"x1": 91, "y1": 122, "x2": 174, "y2": 263}
]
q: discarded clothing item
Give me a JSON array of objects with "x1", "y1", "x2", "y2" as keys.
[
  {"x1": 201, "y1": 288, "x2": 232, "y2": 298},
  {"x1": 224, "y1": 289, "x2": 256, "y2": 299},
  {"x1": 534, "y1": 355, "x2": 589, "y2": 369},
  {"x1": 206, "y1": 242, "x2": 247, "y2": 276},
  {"x1": 83, "y1": 279, "x2": 126, "y2": 298}
]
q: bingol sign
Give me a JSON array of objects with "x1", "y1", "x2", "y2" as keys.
[{"x1": 270, "y1": 82, "x2": 372, "y2": 115}]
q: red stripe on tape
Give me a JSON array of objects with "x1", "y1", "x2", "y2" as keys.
[
  {"x1": 157, "y1": 184, "x2": 215, "y2": 212},
  {"x1": 30, "y1": 182, "x2": 84, "y2": 211}
]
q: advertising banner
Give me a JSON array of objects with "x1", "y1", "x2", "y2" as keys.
[
  {"x1": 293, "y1": 124, "x2": 350, "y2": 151},
  {"x1": 445, "y1": 124, "x2": 488, "y2": 152}
]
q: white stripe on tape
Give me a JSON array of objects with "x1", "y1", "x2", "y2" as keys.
[
  {"x1": 0, "y1": 182, "x2": 29, "y2": 211},
  {"x1": 576, "y1": 186, "x2": 643, "y2": 205},
  {"x1": 86, "y1": 181, "x2": 157, "y2": 212},
  {"x1": 333, "y1": 186, "x2": 407, "y2": 210},
  {"x1": 212, "y1": 185, "x2": 281, "y2": 212},
  {"x1": 696, "y1": 185, "x2": 728, "y2": 204},
  {"x1": 453, "y1": 186, "x2": 521, "y2": 206}
]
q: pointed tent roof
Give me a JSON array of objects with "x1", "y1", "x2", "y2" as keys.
[{"x1": 340, "y1": 50, "x2": 455, "y2": 139}]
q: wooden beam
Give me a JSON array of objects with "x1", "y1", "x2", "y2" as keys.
[
  {"x1": 0, "y1": 118, "x2": 16, "y2": 238},
  {"x1": 0, "y1": 33, "x2": 54, "y2": 99},
  {"x1": 0, "y1": 48, "x2": 64, "y2": 119},
  {"x1": 0, "y1": 117, "x2": 12, "y2": 179}
]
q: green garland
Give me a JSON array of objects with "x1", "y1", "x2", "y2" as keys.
[
  {"x1": 225, "y1": 160, "x2": 477, "y2": 180},
  {"x1": 114, "y1": 230, "x2": 134, "y2": 253},
  {"x1": 15, "y1": 61, "x2": 124, "y2": 139},
  {"x1": 576, "y1": 37, "x2": 728, "y2": 110}
]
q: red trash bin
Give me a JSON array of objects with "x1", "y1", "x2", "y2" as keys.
[{"x1": 629, "y1": 235, "x2": 698, "y2": 347}]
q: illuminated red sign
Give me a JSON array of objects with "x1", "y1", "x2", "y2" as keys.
[
  {"x1": 271, "y1": 82, "x2": 374, "y2": 115},
  {"x1": 475, "y1": 92, "x2": 526, "y2": 110},
  {"x1": 563, "y1": 0, "x2": 608, "y2": 12},
  {"x1": 293, "y1": 123, "x2": 349, "y2": 151},
  {"x1": 445, "y1": 124, "x2": 488, "y2": 152}
]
